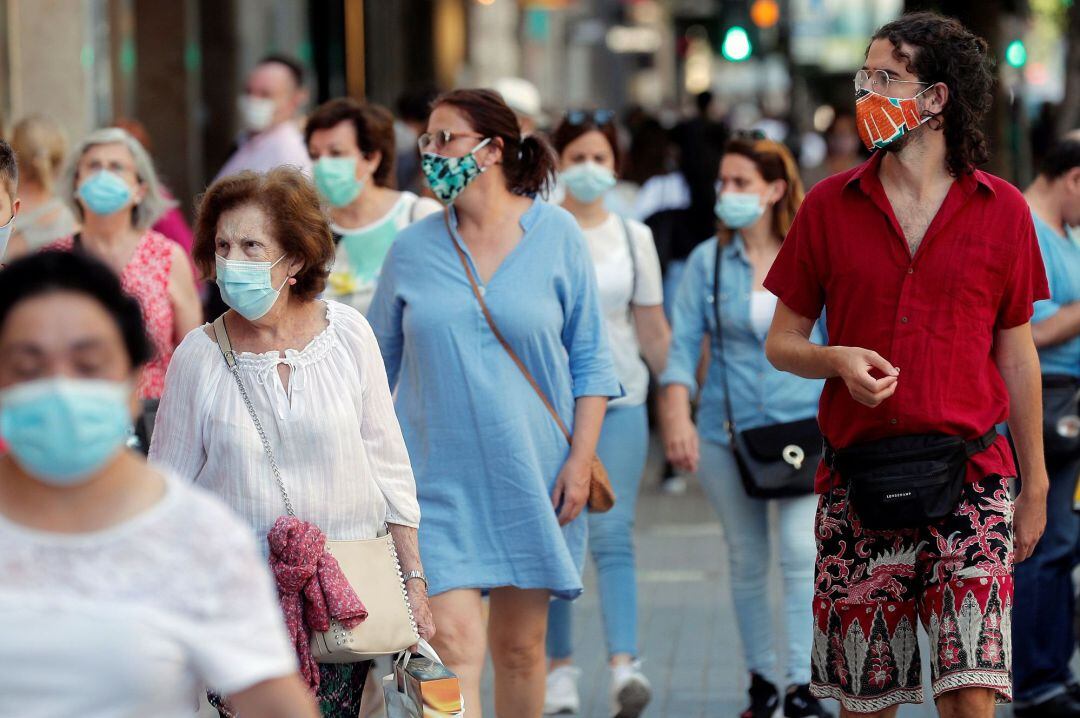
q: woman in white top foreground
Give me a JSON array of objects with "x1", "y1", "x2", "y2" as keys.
[
  {"x1": 149, "y1": 166, "x2": 433, "y2": 717},
  {"x1": 0, "y1": 250, "x2": 316, "y2": 718}
]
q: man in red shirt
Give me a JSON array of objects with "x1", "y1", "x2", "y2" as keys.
[{"x1": 764, "y1": 12, "x2": 1048, "y2": 718}]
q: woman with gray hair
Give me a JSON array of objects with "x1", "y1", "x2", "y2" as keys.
[{"x1": 49, "y1": 127, "x2": 201, "y2": 445}]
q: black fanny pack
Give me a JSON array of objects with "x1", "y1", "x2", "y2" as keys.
[
  {"x1": 1042, "y1": 375, "x2": 1080, "y2": 461},
  {"x1": 824, "y1": 428, "x2": 998, "y2": 530}
]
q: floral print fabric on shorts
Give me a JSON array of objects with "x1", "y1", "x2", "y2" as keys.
[{"x1": 810, "y1": 475, "x2": 1013, "y2": 713}]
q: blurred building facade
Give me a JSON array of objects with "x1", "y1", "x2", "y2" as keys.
[
  {"x1": 0, "y1": 0, "x2": 678, "y2": 214},
  {"x1": 0, "y1": 0, "x2": 1073, "y2": 206}
]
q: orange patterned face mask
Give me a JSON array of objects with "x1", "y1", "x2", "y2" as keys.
[{"x1": 855, "y1": 87, "x2": 932, "y2": 150}]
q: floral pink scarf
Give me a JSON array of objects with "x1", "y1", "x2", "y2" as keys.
[{"x1": 267, "y1": 515, "x2": 368, "y2": 692}]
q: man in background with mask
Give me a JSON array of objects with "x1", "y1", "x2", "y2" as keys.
[
  {"x1": 764, "y1": 12, "x2": 1049, "y2": 718},
  {"x1": 215, "y1": 55, "x2": 312, "y2": 181},
  {"x1": 1012, "y1": 131, "x2": 1080, "y2": 718}
]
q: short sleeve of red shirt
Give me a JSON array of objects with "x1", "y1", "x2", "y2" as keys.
[
  {"x1": 996, "y1": 210, "x2": 1050, "y2": 329},
  {"x1": 764, "y1": 196, "x2": 825, "y2": 320}
]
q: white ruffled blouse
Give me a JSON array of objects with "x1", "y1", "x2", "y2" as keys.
[{"x1": 149, "y1": 300, "x2": 420, "y2": 544}]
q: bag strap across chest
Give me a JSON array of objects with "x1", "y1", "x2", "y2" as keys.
[{"x1": 443, "y1": 209, "x2": 573, "y2": 445}]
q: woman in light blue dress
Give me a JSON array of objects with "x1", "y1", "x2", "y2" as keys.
[{"x1": 367, "y1": 88, "x2": 620, "y2": 718}]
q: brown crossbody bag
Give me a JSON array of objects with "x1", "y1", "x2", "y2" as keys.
[{"x1": 444, "y1": 210, "x2": 615, "y2": 513}]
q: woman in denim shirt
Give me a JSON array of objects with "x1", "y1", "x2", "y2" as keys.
[{"x1": 659, "y1": 137, "x2": 830, "y2": 718}]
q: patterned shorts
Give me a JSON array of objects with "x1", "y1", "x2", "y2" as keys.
[{"x1": 810, "y1": 476, "x2": 1014, "y2": 713}]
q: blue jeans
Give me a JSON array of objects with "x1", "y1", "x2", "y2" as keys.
[
  {"x1": 547, "y1": 404, "x2": 649, "y2": 659},
  {"x1": 697, "y1": 440, "x2": 817, "y2": 685},
  {"x1": 1012, "y1": 450, "x2": 1080, "y2": 705}
]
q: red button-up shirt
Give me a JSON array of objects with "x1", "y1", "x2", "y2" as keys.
[{"x1": 765, "y1": 152, "x2": 1049, "y2": 492}]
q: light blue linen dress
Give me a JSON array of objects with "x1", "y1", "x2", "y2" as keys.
[{"x1": 368, "y1": 199, "x2": 622, "y2": 600}]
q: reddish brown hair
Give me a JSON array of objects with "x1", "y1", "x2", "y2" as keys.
[
  {"x1": 434, "y1": 88, "x2": 556, "y2": 197},
  {"x1": 193, "y1": 167, "x2": 334, "y2": 301},
  {"x1": 550, "y1": 116, "x2": 621, "y2": 174},
  {"x1": 305, "y1": 98, "x2": 397, "y2": 188},
  {"x1": 719, "y1": 137, "x2": 805, "y2": 245}
]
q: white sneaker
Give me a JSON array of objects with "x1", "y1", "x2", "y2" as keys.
[
  {"x1": 544, "y1": 665, "x2": 582, "y2": 715},
  {"x1": 661, "y1": 475, "x2": 688, "y2": 496},
  {"x1": 610, "y1": 662, "x2": 652, "y2": 718}
]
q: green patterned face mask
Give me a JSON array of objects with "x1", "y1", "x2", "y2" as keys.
[{"x1": 421, "y1": 138, "x2": 491, "y2": 205}]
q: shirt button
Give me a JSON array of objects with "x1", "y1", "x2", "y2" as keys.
[
  {"x1": 890, "y1": 418, "x2": 898, "y2": 425},
  {"x1": 900, "y1": 316, "x2": 908, "y2": 323},
  {"x1": 907, "y1": 267, "x2": 914, "y2": 274}
]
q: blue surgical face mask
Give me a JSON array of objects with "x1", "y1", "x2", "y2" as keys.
[
  {"x1": 314, "y1": 157, "x2": 364, "y2": 208},
  {"x1": 0, "y1": 211, "x2": 14, "y2": 260},
  {"x1": 421, "y1": 138, "x2": 491, "y2": 205},
  {"x1": 714, "y1": 192, "x2": 765, "y2": 229},
  {"x1": 77, "y1": 170, "x2": 133, "y2": 216},
  {"x1": 0, "y1": 377, "x2": 132, "y2": 485},
  {"x1": 216, "y1": 253, "x2": 290, "y2": 321},
  {"x1": 561, "y1": 162, "x2": 617, "y2": 204}
]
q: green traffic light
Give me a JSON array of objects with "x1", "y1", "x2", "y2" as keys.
[
  {"x1": 722, "y1": 26, "x2": 752, "y2": 62},
  {"x1": 1005, "y1": 39, "x2": 1027, "y2": 68}
]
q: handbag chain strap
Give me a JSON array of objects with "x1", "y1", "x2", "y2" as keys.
[
  {"x1": 212, "y1": 315, "x2": 296, "y2": 517},
  {"x1": 711, "y1": 241, "x2": 739, "y2": 443},
  {"x1": 443, "y1": 209, "x2": 574, "y2": 446}
]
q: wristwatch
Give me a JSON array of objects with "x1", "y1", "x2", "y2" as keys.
[{"x1": 404, "y1": 570, "x2": 428, "y2": 588}]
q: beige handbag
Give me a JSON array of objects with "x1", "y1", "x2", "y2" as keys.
[{"x1": 212, "y1": 316, "x2": 420, "y2": 661}]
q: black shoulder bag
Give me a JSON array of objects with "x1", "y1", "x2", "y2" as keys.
[{"x1": 712, "y1": 245, "x2": 821, "y2": 498}]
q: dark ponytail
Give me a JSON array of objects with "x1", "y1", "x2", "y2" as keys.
[
  {"x1": 509, "y1": 134, "x2": 557, "y2": 197},
  {"x1": 434, "y1": 88, "x2": 556, "y2": 197}
]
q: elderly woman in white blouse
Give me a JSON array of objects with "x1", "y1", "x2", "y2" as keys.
[{"x1": 149, "y1": 167, "x2": 433, "y2": 718}]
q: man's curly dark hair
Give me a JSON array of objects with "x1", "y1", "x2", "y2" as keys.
[{"x1": 870, "y1": 12, "x2": 995, "y2": 177}]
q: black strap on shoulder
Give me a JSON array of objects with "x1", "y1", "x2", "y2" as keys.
[
  {"x1": 712, "y1": 242, "x2": 738, "y2": 442},
  {"x1": 620, "y1": 216, "x2": 639, "y2": 321},
  {"x1": 620, "y1": 217, "x2": 637, "y2": 302}
]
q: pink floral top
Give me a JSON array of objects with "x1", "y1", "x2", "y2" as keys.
[{"x1": 52, "y1": 231, "x2": 175, "y2": 399}]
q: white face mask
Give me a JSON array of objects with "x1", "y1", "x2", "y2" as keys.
[{"x1": 238, "y1": 95, "x2": 276, "y2": 132}]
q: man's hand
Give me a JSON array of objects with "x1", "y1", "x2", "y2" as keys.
[
  {"x1": 831, "y1": 346, "x2": 900, "y2": 408},
  {"x1": 1013, "y1": 479, "x2": 1048, "y2": 563}
]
